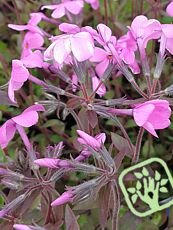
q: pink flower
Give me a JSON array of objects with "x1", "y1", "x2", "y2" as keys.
[
  {"x1": 108, "y1": 100, "x2": 171, "y2": 137},
  {"x1": 133, "y1": 100, "x2": 171, "y2": 137},
  {"x1": 117, "y1": 31, "x2": 140, "y2": 74},
  {"x1": 21, "y1": 32, "x2": 44, "y2": 58},
  {"x1": 0, "y1": 105, "x2": 45, "y2": 149},
  {"x1": 44, "y1": 32, "x2": 94, "y2": 64},
  {"x1": 8, "y1": 60, "x2": 46, "y2": 103},
  {"x1": 8, "y1": 13, "x2": 45, "y2": 58},
  {"x1": 51, "y1": 191, "x2": 74, "y2": 206},
  {"x1": 42, "y1": 0, "x2": 84, "y2": 19},
  {"x1": 8, "y1": 13, "x2": 44, "y2": 35},
  {"x1": 166, "y1": 1, "x2": 173, "y2": 16},
  {"x1": 85, "y1": 0, "x2": 99, "y2": 10},
  {"x1": 130, "y1": 15, "x2": 161, "y2": 49},
  {"x1": 77, "y1": 130, "x2": 106, "y2": 150}
]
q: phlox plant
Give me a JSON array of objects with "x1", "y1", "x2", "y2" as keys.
[{"x1": 1, "y1": 0, "x2": 173, "y2": 229}]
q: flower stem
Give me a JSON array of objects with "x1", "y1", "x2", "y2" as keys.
[
  {"x1": 133, "y1": 127, "x2": 144, "y2": 163},
  {"x1": 16, "y1": 125, "x2": 32, "y2": 151}
]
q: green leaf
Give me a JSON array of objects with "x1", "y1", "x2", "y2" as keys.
[
  {"x1": 160, "y1": 187, "x2": 168, "y2": 193},
  {"x1": 131, "y1": 194, "x2": 138, "y2": 204},
  {"x1": 136, "y1": 181, "x2": 142, "y2": 190},
  {"x1": 155, "y1": 171, "x2": 161, "y2": 181},
  {"x1": 134, "y1": 172, "x2": 143, "y2": 179},
  {"x1": 142, "y1": 167, "x2": 149, "y2": 177},
  {"x1": 127, "y1": 187, "x2": 136, "y2": 194},
  {"x1": 160, "y1": 179, "x2": 168, "y2": 186}
]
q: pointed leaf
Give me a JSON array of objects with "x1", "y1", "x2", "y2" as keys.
[
  {"x1": 136, "y1": 181, "x2": 142, "y2": 190},
  {"x1": 155, "y1": 170, "x2": 161, "y2": 181},
  {"x1": 65, "y1": 205, "x2": 80, "y2": 230},
  {"x1": 87, "y1": 110, "x2": 98, "y2": 129},
  {"x1": 142, "y1": 167, "x2": 149, "y2": 177},
  {"x1": 98, "y1": 184, "x2": 112, "y2": 229},
  {"x1": 134, "y1": 172, "x2": 143, "y2": 179},
  {"x1": 127, "y1": 187, "x2": 136, "y2": 194},
  {"x1": 160, "y1": 187, "x2": 168, "y2": 193},
  {"x1": 131, "y1": 194, "x2": 138, "y2": 204},
  {"x1": 111, "y1": 133, "x2": 135, "y2": 157},
  {"x1": 160, "y1": 179, "x2": 168, "y2": 186}
]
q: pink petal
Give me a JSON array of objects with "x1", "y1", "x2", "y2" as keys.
[
  {"x1": 12, "y1": 111, "x2": 39, "y2": 127},
  {"x1": 59, "y1": 23, "x2": 80, "y2": 33},
  {"x1": 166, "y1": 2, "x2": 173, "y2": 16},
  {"x1": 13, "y1": 224, "x2": 32, "y2": 230},
  {"x1": 41, "y1": 5, "x2": 60, "y2": 10},
  {"x1": 95, "y1": 58, "x2": 109, "y2": 77},
  {"x1": 23, "y1": 104, "x2": 45, "y2": 113},
  {"x1": 90, "y1": 47, "x2": 108, "y2": 62},
  {"x1": 21, "y1": 50, "x2": 43, "y2": 68},
  {"x1": 12, "y1": 104, "x2": 45, "y2": 127},
  {"x1": 11, "y1": 60, "x2": 29, "y2": 82},
  {"x1": 8, "y1": 24, "x2": 28, "y2": 31},
  {"x1": 52, "y1": 4, "x2": 66, "y2": 18},
  {"x1": 64, "y1": 0, "x2": 84, "y2": 15},
  {"x1": 54, "y1": 38, "x2": 70, "y2": 64},
  {"x1": 92, "y1": 76, "x2": 106, "y2": 96},
  {"x1": 133, "y1": 103, "x2": 155, "y2": 126},
  {"x1": 28, "y1": 13, "x2": 43, "y2": 25},
  {"x1": 97, "y1": 24, "x2": 112, "y2": 42},
  {"x1": 161, "y1": 24, "x2": 173, "y2": 38},
  {"x1": 85, "y1": 0, "x2": 99, "y2": 9},
  {"x1": 143, "y1": 121, "x2": 158, "y2": 138},
  {"x1": 71, "y1": 32, "x2": 94, "y2": 61},
  {"x1": 0, "y1": 120, "x2": 16, "y2": 149},
  {"x1": 131, "y1": 15, "x2": 148, "y2": 38},
  {"x1": 22, "y1": 32, "x2": 44, "y2": 50}
]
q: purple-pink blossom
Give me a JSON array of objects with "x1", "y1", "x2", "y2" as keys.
[
  {"x1": 42, "y1": 0, "x2": 84, "y2": 19},
  {"x1": 44, "y1": 32, "x2": 94, "y2": 64},
  {"x1": 133, "y1": 100, "x2": 171, "y2": 137},
  {"x1": 0, "y1": 105, "x2": 44, "y2": 149},
  {"x1": 130, "y1": 15, "x2": 161, "y2": 49},
  {"x1": 109, "y1": 100, "x2": 171, "y2": 137},
  {"x1": 8, "y1": 13, "x2": 45, "y2": 58},
  {"x1": 8, "y1": 59, "x2": 46, "y2": 103}
]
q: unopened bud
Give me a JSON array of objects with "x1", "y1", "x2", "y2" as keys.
[
  {"x1": 1, "y1": 178, "x2": 21, "y2": 190},
  {"x1": 164, "y1": 85, "x2": 173, "y2": 96},
  {"x1": 0, "y1": 194, "x2": 26, "y2": 218}
]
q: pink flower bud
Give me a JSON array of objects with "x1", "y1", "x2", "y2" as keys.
[{"x1": 51, "y1": 191, "x2": 73, "y2": 206}]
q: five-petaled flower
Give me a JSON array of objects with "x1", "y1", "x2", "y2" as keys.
[
  {"x1": 133, "y1": 100, "x2": 171, "y2": 138},
  {"x1": 44, "y1": 32, "x2": 94, "y2": 64},
  {"x1": 41, "y1": 0, "x2": 84, "y2": 19}
]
